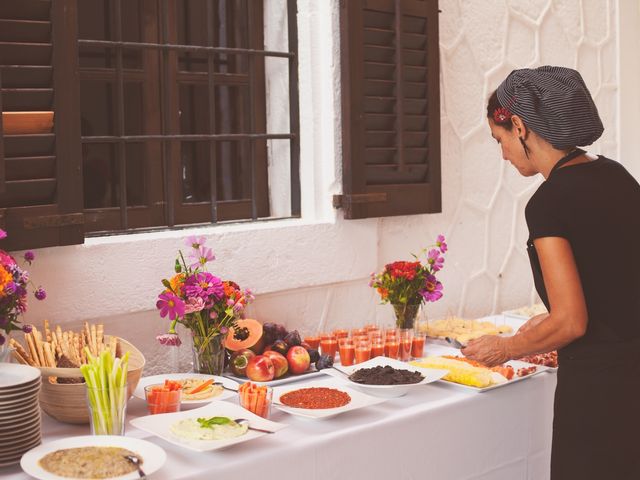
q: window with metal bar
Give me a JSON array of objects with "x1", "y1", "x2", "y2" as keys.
[{"x1": 77, "y1": 0, "x2": 300, "y2": 235}]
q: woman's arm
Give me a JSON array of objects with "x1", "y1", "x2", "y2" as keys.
[
  {"x1": 516, "y1": 312, "x2": 549, "y2": 334},
  {"x1": 463, "y1": 237, "x2": 588, "y2": 366}
]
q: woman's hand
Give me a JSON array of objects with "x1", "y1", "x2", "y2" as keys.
[
  {"x1": 461, "y1": 335, "x2": 511, "y2": 367},
  {"x1": 516, "y1": 313, "x2": 549, "y2": 335}
]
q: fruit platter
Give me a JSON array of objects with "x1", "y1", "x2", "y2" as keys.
[{"x1": 223, "y1": 319, "x2": 335, "y2": 386}]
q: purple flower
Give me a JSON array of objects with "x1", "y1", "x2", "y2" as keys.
[
  {"x1": 156, "y1": 332, "x2": 182, "y2": 346},
  {"x1": 0, "y1": 333, "x2": 5, "y2": 346},
  {"x1": 436, "y1": 234, "x2": 448, "y2": 254},
  {"x1": 219, "y1": 326, "x2": 229, "y2": 335},
  {"x1": 0, "y1": 229, "x2": 6, "y2": 240},
  {"x1": 427, "y1": 248, "x2": 445, "y2": 272},
  {"x1": 34, "y1": 287, "x2": 46, "y2": 301},
  {"x1": 156, "y1": 292, "x2": 186, "y2": 320},
  {"x1": 209, "y1": 310, "x2": 218, "y2": 320},
  {"x1": 184, "y1": 272, "x2": 224, "y2": 303},
  {"x1": 22, "y1": 324, "x2": 33, "y2": 334},
  {"x1": 189, "y1": 246, "x2": 215, "y2": 269},
  {"x1": 4, "y1": 282, "x2": 16, "y2": 295},
  {"x1": 185, "y1": 235, "x2": 207, "y2": 250},
  {"x1": 24, "y1": 251, "x2": 35, "y2": 264},
  {"x1": 421, "y1": 274, "x2": 443, "y2": 302}
]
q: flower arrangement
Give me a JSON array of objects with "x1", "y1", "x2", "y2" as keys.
[
  {"x1": 0, "y1": 229, "x2": 46, "y2": 348},
  {"x1": 370, "y1": 235, "x2": 447, "y2": 328},
  {"x1": 155, "y1": 236, "x2": 254, "y2": 373}
]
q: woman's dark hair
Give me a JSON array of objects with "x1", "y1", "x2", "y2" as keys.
[{"x1": 487, "y1": 90, "x2": 513, "y2": 130}]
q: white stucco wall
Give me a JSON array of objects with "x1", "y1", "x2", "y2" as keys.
[{"x1": 11, "y1": 0, "x2": 622, "y2": 373}]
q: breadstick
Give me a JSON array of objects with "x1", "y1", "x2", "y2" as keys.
[
  {"x1": 84, "y1": 322, "x2": 92, "y2": 353},
  {"x1": 44, "y1": 319, "x2": 51, "y2": 343},
  {"x1": 33, "y1": 327, "x2": 46, "y2": 366},
  {"x1": 10, "y1": 338, "x2": 35, "y2": 366},
  {"x1": 97, "y1": 324, "x2": 104, "y2": 350},
  {"x1": 26, "y1": 333, "x2": 40, "y2": 366},
  {"x1": 90, "y1": 324, "x2": 97, "y2": 356},
  {"x1": 43, "y1": 342, "x2": 56, "y2": 367},
  {"x1": 55, "y1": 325, "x2": 64, "y2": 349}
]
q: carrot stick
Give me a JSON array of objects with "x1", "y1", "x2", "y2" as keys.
[{"x1": 187, "y1": 379, "x2": 213, "y2": 394}]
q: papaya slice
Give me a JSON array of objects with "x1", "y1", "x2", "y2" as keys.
[{"x1": 225, "y1": 318, "x2": 264, "y2": 353}]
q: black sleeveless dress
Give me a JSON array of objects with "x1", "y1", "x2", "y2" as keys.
[{"x1": 525, "y1": 153, "x2": 640, "y2": 480}]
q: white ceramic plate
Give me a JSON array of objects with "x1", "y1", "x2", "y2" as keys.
[
  {"x1": 133, "y1": 373, "x2": 238, "y2": 405},
  {"x1": 272, "y1": 378, "x2": 388, "y2": 419},
  {"x1": 0, "y1": 364, "x2": 40, "y2": 389},
  {"x1": 223, "y1": 368, "x2": 326, "y2": 387},
  {"x1": 0, "y1": 438, "x2": 40, "y2": 467},
  {"x1": 130, "y1": 399, "x2": 288, "y2": 452},
  {"x1": 321, "y1": 356, "x2": 448, "y2": 397},
  {"x1": 0, "y1": 396, "x2": 39, "y2": 414},
  {"x1": 21, "y1": 435, "x2": 166, "y2": 480}
]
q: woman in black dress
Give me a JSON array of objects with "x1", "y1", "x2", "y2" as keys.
[{"x1": 462, "y1": 66, "x2": 640, "y2": 479}]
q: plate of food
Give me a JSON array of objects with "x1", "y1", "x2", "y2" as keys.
[
  {"x1": 321, "y1": 356, "x2": 448, "y2": 397},
  {"x1": 502, "y1": 303, "x2": 548, "y2": 321},
  {"x1": 272, "y1": 378, "x2": 388, "y2": 419},
  {"x1": 20, "y1": 435, "x2": 166, "y2": 480},
  {"x1": 133, "y1": 373, "x2": 239, "y2": 405},
  {"x1": 420, "y1": 316, "x2": 514, "y2": 345},
  {"x1": 411, "y1": 355, "x2": 550, "y2": 392},
  {"x1": 129, "y1": 400, "x2": 288, "y2": 452}
]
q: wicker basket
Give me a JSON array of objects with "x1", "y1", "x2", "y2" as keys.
[{"x1": 38, "y1": 336, "x2": 145, "y2": 424}]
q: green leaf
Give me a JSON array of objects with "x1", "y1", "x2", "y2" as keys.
[{"x1": 197, "y1": 416, "x2": 232, "y2": 428}]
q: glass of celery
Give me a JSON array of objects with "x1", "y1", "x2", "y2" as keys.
[{"x1": 81, "y1": 350, "x2": 130, "y2": 435}]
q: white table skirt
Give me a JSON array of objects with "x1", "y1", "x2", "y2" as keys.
[{"x1": 2, "y1": 365, "x2": 556, "y2": 480}]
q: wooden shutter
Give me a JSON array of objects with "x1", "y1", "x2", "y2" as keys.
[
  {"x1": 337, "y1": 0, "x2": 440, "y2": 219},
  {"x1": 0, "y1": 0, "x2": 83, "y2": 250}
]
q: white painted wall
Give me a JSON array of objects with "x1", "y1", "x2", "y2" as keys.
[{"x1": 11, "y1": 0, "x2": 621, "y2": 373}]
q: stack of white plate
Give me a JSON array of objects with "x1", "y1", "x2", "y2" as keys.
[{"x1": 0, "y1": 363, "x2": 42, "y2": 467}]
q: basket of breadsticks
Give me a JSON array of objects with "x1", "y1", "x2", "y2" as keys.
[{"x1": 9, "y1": 320, "x2": 145, "y2": 424}]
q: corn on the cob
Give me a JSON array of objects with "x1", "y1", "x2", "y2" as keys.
[{"x1": 410, "y1": 356, "x2": 493, "y2": 388}]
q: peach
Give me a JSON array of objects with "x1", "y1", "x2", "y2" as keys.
[
  {"x1": 286, "y1": 345, "x2": 311, "y2": 374},
  {"x1": 263, "y1": 350, "x2": 289, "y2": 378},
  {"x1": 246, "y1": 355, "x2": 275, "y2": 382}
]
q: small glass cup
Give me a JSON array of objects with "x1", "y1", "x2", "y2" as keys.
[
  {"x1": 144, "y1": 384, "x2": 182, "y2": 415},
  {"x1": 354, "y1": 339, "x2": 372, "y2": 364},
  {"x1": 239, "y1": 384, "x2": 273, "y2": 419},
  {"x1": 87, "y1": 385, "x2": 128, "y2": 435},
  {"x1": 332, "y1": 328, "x2": 349, "y2": 339},
  {"x1": 399, "y1": 328, "x2": 414, "y2": 361},
  {"x1": 351, "y1": 327, "x2": 367, "y2": 338},
  {"x1": 384, "y1": 337, "x2": 400, "y2": 360},
  {"x1": 320, "y1": 336, "x2": 338, "y2": 360},
  {"x1": 338, "y1": 338, "x2": 355, "y2": 366},
  {"x1": 411, "y1": 332, "x2": 426, "y2": 359},
  {"x1": 302, "y1": 331, "x2": 321, "y2": 350},
  {"x1": 371, "y1": 338, "x2": 385, "y2": 358}
]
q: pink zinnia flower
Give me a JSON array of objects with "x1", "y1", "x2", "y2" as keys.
[
  {"x1": 427, "y1": 248, "x2": 445, "y2": 272},
  {"x1": 184, "y1": 272, "x2": 224, "y2": 302},
  {"x1": 184, "y1": 296, "x2": 205, "y2": 314},
  {"x1": 156, "y1": 332, "x2": 182, "y2": 346},
  {"x1": 156, "y1": 292, "x2": 185, "y2": 320},
  {"x1": 421, "y1": 274, "x2": 443, "y2": 302}
]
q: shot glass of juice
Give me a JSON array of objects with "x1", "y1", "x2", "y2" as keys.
[
  {"x1": 319, "y1": 335, "x2": 338, "y2": 360},
  {"x1": 399, "y1": 328, "x2": 414, "y2": 361},
  {"x1": 384, "y1": 338, "x2": 400, "y2": 360},
  {"x1": 411, "y1": 332, "x2": 426, "y2": 359},
  {"x1": 354, "y1": 340, "x2": 372, "y2": 364},
  {"x1": 332, "y1": 328, "x2": 349, "y2": 339},
  {"x1": 371, "y1": 338, "x2": 385, "y2": 358},
  {"x1": 303, "y1": 331, "x2": 321, "y2": 350},
  {"x1": 338, "y1": 338, "x2": 355, "y2": 366}
]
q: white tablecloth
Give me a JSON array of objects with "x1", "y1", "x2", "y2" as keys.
[{"x1": 2, "y1": 356, "x2": 556, "y2": 480}]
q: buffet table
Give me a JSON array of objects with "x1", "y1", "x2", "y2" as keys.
[{"x1": 2, "y1": 361, "x2": 557, "y2": 480}]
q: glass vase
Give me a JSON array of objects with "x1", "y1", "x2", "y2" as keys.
[
  {"x1": 0, "y1": 334, "x2": 12, "y2": 363},
  {"x1": 192, "y1": 332, "x2": 228, "y2": 375},
  {"x1": 391, "y1": 302, "x2": 422, "y2": 330}
]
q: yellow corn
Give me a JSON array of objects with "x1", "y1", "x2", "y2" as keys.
[{"x1": 410, "y1": 356, "x2": 493, "y2": 388}]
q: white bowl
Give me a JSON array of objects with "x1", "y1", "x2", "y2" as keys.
[{"x1": 321, "y1": 356, "x2": 447, "y2": 397}]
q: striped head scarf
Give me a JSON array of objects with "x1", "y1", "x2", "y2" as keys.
[{"x1": 496, "y1": 66, "x2": 604, "y2": 149}]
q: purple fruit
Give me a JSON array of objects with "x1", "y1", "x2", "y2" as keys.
[
  {"x1": 315, "y1": 354, "x2": 334, "y2": 370},
  {"x1": 271, "y1": 339, "x2": 289, "y2": 356},
  {"x1": 284, "y1": 330, "x2": 302, "y2": 348}
]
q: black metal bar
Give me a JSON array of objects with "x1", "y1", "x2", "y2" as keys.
[
  {"x1": 77, "y1": 38, "x2": 293, "y2": 58},
  {"x1": 206, "y1": 0, "x2": 218, "y2": 223},
  {"x1": 247, "y1": 0, "x2": 257, "y2": 220},
  {"x1": 394, "y1": 0, "x2": 405, "y2": 172},
  {"x1": 160, "y1": 0, "x2": 174, "y2": 226},
  {"x1": 115, "y1": 0, "x2": 128, "y2": 229},
  {"x1": 287, "y1": 0, "x2": 300, "y2": 217},
  {"x1": 81, "y1": 133, "x2": 295, "y2": 142}
]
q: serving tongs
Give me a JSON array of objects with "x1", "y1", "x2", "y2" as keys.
[{"x1": 445, "y1": 337, "x2": 466, "y2": 350}]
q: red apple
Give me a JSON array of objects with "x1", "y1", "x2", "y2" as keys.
[
  {"x1": 286, "y1": 346, "x2": 310, "y2": 374},
  {"x1": 246, "y1": 355, "x2": 275, "y2": 382},
  {"x1": 263, "y1": 350, "x2": 289, "y2": 378}
]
